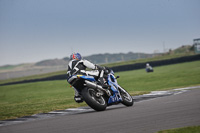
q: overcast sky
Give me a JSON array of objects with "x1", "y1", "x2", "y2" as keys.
[{"x1": 0, "y1": 0, "x2": 199, "y2": 66}]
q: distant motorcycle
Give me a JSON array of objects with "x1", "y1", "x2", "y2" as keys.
[
  {"x1": 68, "y1": 68, "x2": 133, "y2": 111},
  {"x1": 146, "y1": 63, "x2": 154, "y2": 72}
]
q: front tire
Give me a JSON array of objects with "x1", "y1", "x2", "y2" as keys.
[
  {"x1": 81, "y1": 87, "x2": 107, "y2": 111},
  {"x1": 119, "y1": 86, "x2": 134, "y2": 106}
]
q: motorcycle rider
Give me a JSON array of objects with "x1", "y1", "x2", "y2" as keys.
[
  {"x1": 66, "y1": 53, "x2": 110, "y2": 103},
  {"x1": 146, "y1": 63, "x2": 153, "y2": 72}
]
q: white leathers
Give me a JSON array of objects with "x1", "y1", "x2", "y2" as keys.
[
  {"x1": 68, "y1": 59, "x2": 95, "y2": 69},
  {"x1": 67, "y1": 59, "x2": 100, "y2": 78},
  {"x1": 82, "y1": 59, "x2": 96, "y2": 69}
]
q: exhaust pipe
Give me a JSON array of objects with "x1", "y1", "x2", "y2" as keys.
[{"x1": 84, "y1": 80, "x2": 111, "y2": 96}]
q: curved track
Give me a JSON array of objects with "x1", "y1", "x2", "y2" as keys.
[{"x1": 0, "y1": 88, "x2": 200, "y2": 133}]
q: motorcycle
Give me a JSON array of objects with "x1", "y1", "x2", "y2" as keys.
[{"x1": 67, "y1": 69, "x2": 134, "y2": 111}]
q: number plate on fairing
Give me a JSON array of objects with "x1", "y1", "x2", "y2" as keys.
[{"x1": 108, "y1": 92, "x2": 122, "y2": 104}]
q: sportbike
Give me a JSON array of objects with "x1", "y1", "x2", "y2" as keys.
[{"x1": 68, "y1": 68, "x2": 134, "y2": 111}]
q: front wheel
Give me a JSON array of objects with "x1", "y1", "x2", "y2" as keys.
[
  {"x1": 118, "y1": 86, "x2": 134, "y2": 106},
  {"x1": 81, "y1": 87, "x2": 107, "y2": 111}
]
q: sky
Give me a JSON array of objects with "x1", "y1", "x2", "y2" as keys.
[{"x1": 0, "y1": 0, "x2": 199, "y2": 66}]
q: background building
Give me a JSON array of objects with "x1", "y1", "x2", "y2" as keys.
[{"x1": 194, "y1": 38, "x2": 200, "y2": 54}]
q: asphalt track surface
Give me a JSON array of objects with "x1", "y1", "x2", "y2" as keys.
[{"x1": 0, "y1": 88, "x2": 200, "y2": 133}]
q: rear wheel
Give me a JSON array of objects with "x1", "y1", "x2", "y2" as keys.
[
  {"x1": 119, "y1": 86, "x2": 134, "y2": 106},
  {"x1": 82, "y1": 87, "x2": 107, "y2": 111}
]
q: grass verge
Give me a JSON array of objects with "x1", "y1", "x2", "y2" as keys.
[{"x1": 157, "y1": 125, "x2": 200, "y2": 133}]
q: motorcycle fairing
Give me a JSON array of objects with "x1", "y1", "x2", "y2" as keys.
[{"x1": 107, "y1": 74, "x2": 122, "y2": 104}]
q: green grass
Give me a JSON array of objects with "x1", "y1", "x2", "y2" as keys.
[
  {"x1": 117, "y1": 60, "x2": 200, "y2": 92},
  {"x1": 0, "y1": 61, "x2": 200, "y2": 120},
  {"x1": 157, "y1": 125, "x2": 200, "y2": 133},
  {"x1": 0, "y1": 80, "x2": 87, "y2": 120}
]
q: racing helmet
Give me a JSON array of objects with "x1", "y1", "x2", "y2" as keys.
[{"x1": 70, "y1": 53, "x2": 82, "y2": 60}]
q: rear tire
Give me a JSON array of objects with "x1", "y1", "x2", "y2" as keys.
[
  {"x1": 82, "y1": 87, "x2": 107, "y2": 111},
  {"x1": 119, "y1": 86, "x2": 134, "y2": 106}
]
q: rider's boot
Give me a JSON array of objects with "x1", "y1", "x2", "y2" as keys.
[
  {"x1": 74, "y1": 95, "x2": 83, "y2": 103},
  {"x1": 73, "y1": 87, "x2": 83, "y2": 103}
]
